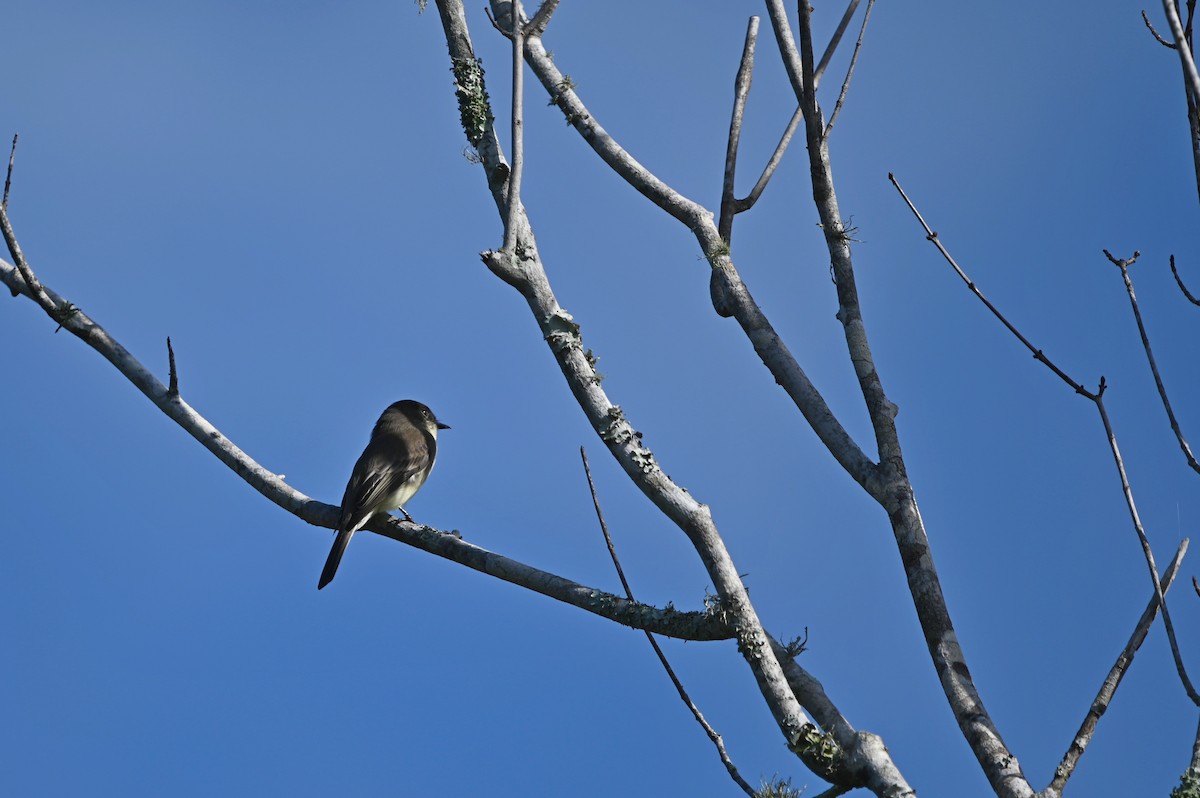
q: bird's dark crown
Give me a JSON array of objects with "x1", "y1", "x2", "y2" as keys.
[{"x1": 382, "y1": 399, "x2": 450, "y2": 431}]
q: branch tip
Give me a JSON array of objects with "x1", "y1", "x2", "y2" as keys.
[
  {"x1": 166, "y1": 336, "x2": 179, "y2": 397},
  {"x1": 3, "y1": 133, "x2": 17, "y2": 210}
]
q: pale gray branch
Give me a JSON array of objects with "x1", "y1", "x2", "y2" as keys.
[
  {"x1": 1045, "y1": 539, "x2": 1188, "y2": 796},
  {"x1": 520, "y1": 29, "x2": 883, "y2": 500},
  {"x1": 0, "y1": 255, "x2": 730, "y2": 643},
  {"x1": 1164, "y1": 1, "x2": 1200, "y2": 105},
  {"x1": 1106, "y1": 255, "x2": 1199, "y2": 474},
  {"x1": 434, "y1": 1, "x2": 913, "y2": 789}
]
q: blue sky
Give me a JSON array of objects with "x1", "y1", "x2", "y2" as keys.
[{"x1": 3, "y1": 2, "x2": 1199, "y2": 796}]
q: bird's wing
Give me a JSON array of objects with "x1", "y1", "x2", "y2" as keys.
[{"x1": 338, "y1": 443, "x2": 433, "y2": 531}]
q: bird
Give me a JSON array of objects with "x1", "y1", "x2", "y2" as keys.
[{"x1": 318, "y1": 400, "x2": 450, "y2": 590}]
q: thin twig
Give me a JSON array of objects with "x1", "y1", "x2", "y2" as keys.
[
  {"x1": 824, "y1": 0, "x2": 876, "y2": 138},
  {"x1": 719, "y1": 16, "x2": 761, "y2": 243},
  {"x1": 1094, "y1": 391, "x2": 1200, "y2": 705},
  {"x1": 892, "y1": 176, "x2": 1199, "y2": 706},
  {"x1": 0, "y1": 206, "x2": 57, "y2": 314},
  {"x1": 814, "y1": 0, "x2": 861, "y2": 86},
  {"x1": 1171, "y1": 254, "x2": 1200, "y2": 305},
  {"x1": 1048, "y1": 539, "x2": 1188, "y2": 794},
  {"x1": 166, "y1": 336, "x2": 179, "y2": 397},
  {"x1": 579, "y1": 447, "x2": 757, "y2": 797},
  {"x1": 889, "y1": 173, "x2": 1098, "y2": 398},
  {"x1": 1104, "y1": 251, "x2": 1200, "y2": 474},
  {"x1": 502, "y1": 0, "x2": 525, "y2": 254},
  {"x1": 1144, "y1": 8, "x2": 1178, "y2": 47},
  {"x1": 737, "y1": 106, "x2": 802, "y2": 214},
  {"x1": 3, "y1": 133, "x2": 17, "y2": 210}
]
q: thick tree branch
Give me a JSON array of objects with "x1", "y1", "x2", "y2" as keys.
[
  {"x1": 438, "y1": 2, "x2": 833, "y2": 779},
  {"x1": 434, "y1": 4, "x2": 917, "y2": 791},
  {"x1": 1163, "y1": 1, "x2": 1200, "y2": 112}
]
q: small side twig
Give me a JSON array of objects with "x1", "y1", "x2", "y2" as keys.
[
  {"x1": 824, "y1": 0, "x2": 875, "y2": 138},
  {"x1": 579, "y1": 447, "x2": 757, "y2": 797},
  {"x1": 1104, "y1": 250, "x2": 1200, "y2": 474},
  {"x1": 1144, "y1": 8, "x2": 1178, "y2": 47},
  {"x1": 1171, "y1": 254, "x2": 1200, "y2": 305},
  {"x1": 166, "y1": 336, "x2": 180, "y2": 397},
  {"x1": 3, "y1": 133, "x2": 17, "y2": 210},
  {"x1": 1048, "y1": 539, "x2": 1188, "y2": 794},
  {"x1": 889, "y1": 173, "x2": 1097, "y2": 398}
]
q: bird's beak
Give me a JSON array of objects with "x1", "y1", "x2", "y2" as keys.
[{"x1": 437, "y1": 421, "x2": 451, "y2": 430}]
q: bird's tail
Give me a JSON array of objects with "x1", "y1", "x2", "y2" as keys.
[{"x1": 318, "y1": 528, "x2": 355, "y2": 590}]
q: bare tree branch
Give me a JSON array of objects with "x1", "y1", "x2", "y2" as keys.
[
  {"x1": 738, "y1": 106, "x2": 803, "y2": 213},
  {"x1": 890, "y1": 177, "x2": 1200, "y2": 715},
  {"x1": 0, "y1": 250, "x2": 744, "y2": 641},
  {"x1": 765, "y1": 0, "x2": 806, "y2": 100},
  {"x1": 580, "y1": 448, "x2": 757, "y2": 798},
  {"x1": 3, "y1": 133, "x2": 16, "y2": 210},
  {"x1": 814, "y1": 0, "x2": 862, "y2": 85},
  {"x1": 1171, "y1": 254, "x2": 1200, "y2": 305},
  {"x1": 1103, "y1": 251, "x2": 1199, "y2": 474},
  {"x1": 1163, "y1": 1, "x2": 1200, "y2": 109},
  {"x1": 436, "y1": 2, "x2": 847, "y2": 784},
  {"x1": 502, "y1": 0, "x2": 525, "y2": 253},
  {"x1": 1144, "y1": 8, "x2": 1178, "y2": 48},
  {"x1": 890, "y1": 174, "x2": 1098, "y2": 399},
  {"x1": 526, "y1": 0, "x2": 559, "y2": 37},
  {"x1": 824, "y1": 0, "x2": 876, "y2": 138},
  {"x1": 718, "y1": 16, "x2": 804, "y2": 240},
  {"x1": 1094, "y1": 386, "x2": 1200, "y2": 706},
  {"x1": 719, "y1": 16, "x2": 761, "y2": 243},
  {"x1": 520, "y1": 19, "x2": 883, "y2": 500},
  {"x1": 779, "y1": 7, "x2": 1032, "y2": 791},
  {"x1": 1047, "y1": 539, "x2": 1189, "y2": 795}
]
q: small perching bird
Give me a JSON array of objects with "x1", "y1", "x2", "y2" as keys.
[{"x1": 318, "y1": 400, "x2": 450, "y2": 590}]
